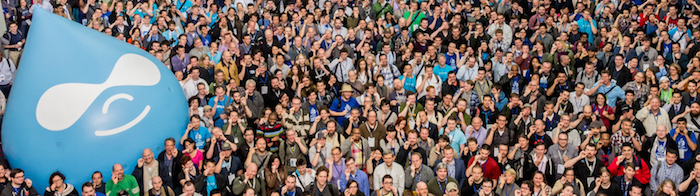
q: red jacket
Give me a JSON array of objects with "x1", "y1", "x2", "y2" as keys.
[
  {"x1": 607, "y1": 155, "x2": 651, "y2": 184},
  {"x1": 467, "y1": 156, "x2": 501, "y2": 180}
]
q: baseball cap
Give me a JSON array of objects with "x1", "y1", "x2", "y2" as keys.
[
  {"x1": 590, "y1": 121, "x2": 604, "y2": 129},
  {"x1": 446, "y1": 182, "x2": 459, "y2": 192},
  {"x1": 316, "y1": 132, "x2": 326, "y2": 139},
  {"x1": 621, "y1": 105, "x2": 632, "y2": 112},
  {"x1": 203, "y1": 105, "x2": 212, "y2": 112},
  {"x1": 222, "y1": 142, "x2": 232, "y2": 151}
]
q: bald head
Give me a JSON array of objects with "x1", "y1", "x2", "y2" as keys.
[
  {"x1": 112, "y1": 163, "x2": 123, "y2": 172},
  {"x1": 143, "y1": 148, "x2": 154, "y2": 164},
  {"x1": 417, "y1": 182, "x2": 428, "y2": 189}
]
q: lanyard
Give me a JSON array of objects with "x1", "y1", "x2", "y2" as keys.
[
  {"x1": 482, "y1": 110, "x2": 491, "y2": 124},
  {"x1": 621, "y1": 178, "x2": 630, "y2": 196},
  {"x1": 259, "y1": 73, "x2": 268, "y2": 84},
  {"x1": 415, "y1": 165, "x2": 423, "y2": 182},
  {"x1": 573, "y1": 96, "x2": 584, "y2": 109},
  {"x1": 316, "y1": 185, "x2": 326, "y2": 196},
  {"x1": 503, "y1": 183, "x2": 516, "y2": 196},
  {"x1": 602, "y1": 148, "x2": 611, "y2": 164},
  {"x1": 352, "y1": 142, "x2": 363, "y2": 152},
  {"x1": 479, "y1": 159, "x2": 488, "y2": 168},
  {"x1": 545, "y1": 117, "x2": 554, "y2": 128},
  {"x1": 437, "y1": 180, "x2": 447, "y2": 193},
  {"x1": 247, "y1": 178, "x2": 256, "y2": 188},
  {"x1": 255, "y1": 154, "x2": 265, "y2": 165},
  {"x1": 450, "y1": 84, "x2": 458, "y2": 93},
  {"x1": 557, "y1": 148, "x2": 568, "y2": 162},
  {"x1": 664, "y1": 165, "x2": 675, "y2": 180},
  {"x1": 586, "y1": 159, "x2": 596, "y2": 175},
  {"x1": 477, "y1": 81, "x2": 487, "y2": 93}
]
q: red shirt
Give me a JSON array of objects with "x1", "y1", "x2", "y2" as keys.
[
  {"x1": 606, "y1": 155, "x2": 651, "y2": 184},
  {"x1": 638, "y1": 13, "x2": 659, "y2": 26},
  {"x1": 467, "y1": 156, "x2": 501, "y2": 180}
]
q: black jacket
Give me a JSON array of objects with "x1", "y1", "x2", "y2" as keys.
[
  {"x1": 0, "y1": 183, "x2": 39, "y2": 196},
  {"x1": 641, "y1": 133, "x2": 680, "y2": 167},
  {"x1": 132, "y1": 162, "x2": 170, "y2": 196},
  {"x1": 305, "y1": 183, "x2": 339, "y2": 196},
  {"x1": 157, "y1": 150, "x2": 183, "y2": 192},
  {"x1": 572, "y1": 158, "x2": 605, "y2": 192}
]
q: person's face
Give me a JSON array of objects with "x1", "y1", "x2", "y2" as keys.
[
  {"x1": 51, "y1": 175, "x2": 64, "y2": 187},
  {"x1": 545, "y1": 104, "x2": 554, "y2": 114},
  {"x1": 629, "y1": 187, "x2": 642, "y2": 196},
  {"x1": 92, "y1": 172, "x2": 103, "y2": 184},
  {"x1": 535, "y1": 145, "x2": 545, "y2": 156},
  {"x1": 83, "y1": 186, "x2": 96, "y2": 196},
  {"x1": 558, "y1": 134, "x2": 568, "y2": 147}
]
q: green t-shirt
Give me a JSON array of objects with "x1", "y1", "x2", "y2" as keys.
[
  {"x1": 106, "y1": 174, "x2": 140, "y2": 196},
  {"x1": 403, "y1": 11, "x2": 426, "y2": 32}
]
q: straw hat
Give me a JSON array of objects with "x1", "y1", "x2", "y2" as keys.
[{"x1": 340, "y1": 84, "x2": 354, "y2": 93}]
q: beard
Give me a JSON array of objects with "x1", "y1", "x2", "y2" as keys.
[{"x1": 692, "y1": 111, "x2": 700, "y2": 118}]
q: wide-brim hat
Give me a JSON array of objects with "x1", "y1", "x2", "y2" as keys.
[{"x1": 340, "y1": 84, "x2": 354, "y2": 92}]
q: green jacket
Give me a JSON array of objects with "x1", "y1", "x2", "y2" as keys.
[
  {"x1": 222, "y1": 121, "x2": 246, "y2": 146},
  {"x1": 399, "y1": 103, "x2": 424, "y2": 120},
  {"x1": 106, "y1": 174, "x2": 140, "y2": 196},
  {"x1": 372, "y1": 2, "x2": 393, "y2": 19},
  {"x1": 426, "y1": 177, "x2": 458, "y2": 196}
]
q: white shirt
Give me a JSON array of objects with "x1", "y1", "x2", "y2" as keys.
[
  {"x1": 456, "y1": 65, "x2": 478, "y2": 81},
  {"x1": 182, "y1": 77, "x2": 208, "y2": 99},
  {"x1": 373, "y1": 162, "x2": 405, "y2": 196},
  {"x1": 416, "y1": 74, "x2": 442, "y2": 99},
  {"x1": 329, "y1": 58, "x2": 355, "y2": 82},
  {"x1": 569, "y1": 93, "x2": 590, "y2": 115},
  {"x1": 30, "y1": 0, "x2": 53, "y2": 13}
]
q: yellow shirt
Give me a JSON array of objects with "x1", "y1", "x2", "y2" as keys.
[{"x1": 215, "y1": 61, "x2": 240, "y2": 85}]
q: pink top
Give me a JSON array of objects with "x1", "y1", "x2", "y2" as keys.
[{"x1": 184, "y1": 150, "x2": 204, "y2": 168}]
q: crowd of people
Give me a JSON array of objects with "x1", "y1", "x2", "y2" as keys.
[{"x1": 8, "y1": 0, "x2": 700, "y2": 195}]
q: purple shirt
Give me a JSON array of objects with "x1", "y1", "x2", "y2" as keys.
[
  {"x1": 326, "y1": 158, "x2": 346, "y2": 187},
  {"x1": 171, "y1": 54, "x2": 190, "y2": 73}
]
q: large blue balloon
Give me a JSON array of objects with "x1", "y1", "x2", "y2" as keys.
[{"x1": 2, "y1": 9, "x2": 189, "y2": 191}]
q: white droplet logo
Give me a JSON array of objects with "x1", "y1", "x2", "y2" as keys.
[{"x1": 36, "y1": 53, "x2": 161, "y2": 136}]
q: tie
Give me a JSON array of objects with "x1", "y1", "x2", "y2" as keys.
[{"x1": 676, "y1": 105, "x2": 680, "y2": 113}]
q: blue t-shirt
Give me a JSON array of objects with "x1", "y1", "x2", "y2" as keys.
[
  {"x1": 330, "y1": 97, "x2": 360, "y2": 127},
  {"x1": 206, "y1": 175, "x2": 217, "y2": 196},
  {"x1": 433, "y1": 65, "x2": 453, "y2": 82},
  {"x1": 176, "y1": 0, "x2": 192, "y2": 13},
  {"x1": 576, "y1": 19, "x2": 597, "y2": 43},
  {"x1": 398, "y1": 75, "x2": 417, "y2": 93},
  {"x1": 445, "y1": 53, "x2": 458, "y2": 70},
  {"x1": 670, "y1": 128, "x2": 697, "y2": 161},
  {"x1": 208, "y1": 96, "x2": 233, "y2": 127},
  {"x1": 439, "y1": 128, "x2": 466, "y2": 155},
  {"x1": 592, "y1": 81, "x2": 625, "y2": 106},
  {"x1": 189, "y1": 126, "x2": 211, "y2": 149}
]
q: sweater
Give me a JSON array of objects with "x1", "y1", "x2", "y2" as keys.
[
  {"x1": 426, "y1": 177, "x2": 458, "y2": 196},
  {"x1": 106, "y1": 175, "x2": 140, "y2": 196}
]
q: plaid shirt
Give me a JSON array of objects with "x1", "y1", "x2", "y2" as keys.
[
  {"x1": 374, "y1": 65, "x2": 401, "y2": 87},
  {"x1": 459, "y1": 90, "x2": 481, "y2": 110},
  {"x1": 610, "y1": 130, "x2": 641, "y2": 153},
  {"x1": 490, "y1": 38, "x2": 511, "y2": 54}
]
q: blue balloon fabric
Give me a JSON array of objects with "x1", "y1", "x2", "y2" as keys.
[{"x1": 2, "y1": 9, "x2": 189, "y2": 191}]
